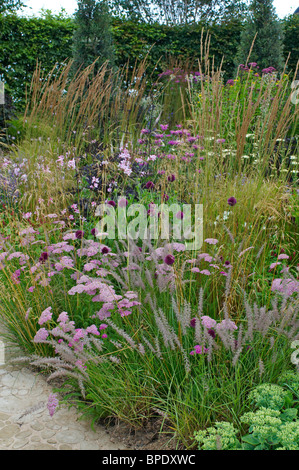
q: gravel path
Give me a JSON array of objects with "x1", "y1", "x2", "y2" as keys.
[{"x1": 0, "y1": 328, "x2": 129, "y2": 450}]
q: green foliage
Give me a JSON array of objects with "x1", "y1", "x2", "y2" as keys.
[
  {"x1": 282, "y1": 14, "x2": 299, "y2": 78},
  {"x1": 236, "y1": 0, "x2": 285, "y2": 71},
  {"x1": 0, "y1": 0, "x2": 24, "y2": 14},
  {"x1": 0, "y1": 13, "x2": 298, "y2": 107},
  {"x1": 0, "y1": 13, "x2": 74, "y2": 107}
]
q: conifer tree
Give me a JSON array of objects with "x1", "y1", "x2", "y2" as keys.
[
  {"x1": 72, "y1": 0, "x2": 115, "y2": 73},
  {"x1": 236, "y1": 0, "x2": 284, "y2": 71}
]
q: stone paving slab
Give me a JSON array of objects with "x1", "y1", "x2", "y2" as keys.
[{"x1": 0, "y1": 329, "x2": 129, "y2": 450}]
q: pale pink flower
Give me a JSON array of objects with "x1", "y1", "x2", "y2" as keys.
[
  {"x1": 38, "y1": 307, "x2": 53, "y2": 325},
  {"x1": 204, "y1": 238, "x2": 218, "y2": 245},
  {"x1": 201, "y1": 316, "x2": 217, "y2": 329}
]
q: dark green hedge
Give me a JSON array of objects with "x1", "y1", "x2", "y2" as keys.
[{"x1": 0, "y1": 13, "x2": 298, "y2": 108}]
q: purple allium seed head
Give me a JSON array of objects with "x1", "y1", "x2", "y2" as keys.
[
  {"x1": 164, "y1": 254, "x2": 175, "y2": 266},
  {"x1": 145, "y1": 181, "x2": 154, "y2": 190},
  {"x1": 167, "y1": 174, "x2": 176, "y2": 182},
  {"x1": 75, "y1": 230, "x2": 84, "y2": 239},
  {"x1": 39, "y1": 252, "x2": 49, "y2": 263},
  {"x1": 227, "y1": 197, "x2": 237, "y2": 206},
  {"x1": 190, "y1": 317, "x2": 196, "y2": 328},
  {"x1": 107, "y1": 200, "x2": 116, "y2": 207},
  {"x1": 101, "y1": 246, "x2": 109, "y2": 254},
  {"x1": 208, "y1": 328, "x2": 216, "y2": 339}
]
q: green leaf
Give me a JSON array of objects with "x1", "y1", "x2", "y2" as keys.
[
  {"x1": 280, "y1": 408, "x2": 298, "y2": 422},
  {"x1": 241, "y1": 434, "x2": 260, "y2": 446}
]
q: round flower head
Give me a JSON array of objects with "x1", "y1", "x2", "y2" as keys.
[
  {"x1": 167, "y1": 174, "x2": 176, "y2": 182},
  {"x1": 75, "y1": 230, "x2": 84, "y2": 239},
  {"x1": 208, "y1": 328, "x2": 216, "y2": 339},
  {"x1": 107, "y1": 200, "x2": 116, "y2": 207},
  {"x1": 145, "y1": 181, "x2": 154, "y2": 190},
  {"x1": 227, "y1": 197, "x2": 237, "y2": 207},
  {"x1": 39, "y1": 252, "x2": 49, "y2": 263},
  {"x1": 201, "y1": 315, "x2": 217, "y2": 329},
  {"x1": 175, "y1": 211, "x2": 184, "y2": 219},
  {"x1": 118, "y1": 198, "x2": 128, "y2": 208},
  {"x1": 164, "y1": 254, "x2": 175, "y2": 266}
]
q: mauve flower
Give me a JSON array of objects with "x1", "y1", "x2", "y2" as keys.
[
  {"x1": 75, "y1": 230, "x2": 84, "y2": 239},
  {"x1": 38, "y1": 307, "x2": 53, "y2": 325},
  {"x1": 118, "y1": 198, "x2": 128, "y2": 208},
  {"x1": 201, "y1": 316, "x2": 217, "y2": 329},
  {"x1": 269, "y1": 261, "x2": 281, "y2": 270},
  {"x1": 227, "y1": 197, "x2": 237, "y2": 206},
  {"x1": 33, "y1": 328, "x2": 49, "y2": 343},
  {"x1": 277, "y1": 254, "x2": 289, "y2": 260},
  {"x1": 162, "y1": 193, "x2": 169, "y2": 202},
  {"x1": 164, "y1": 254, "x2": 175, "y2": 266},
  {"x1": 190, "y1": 345, "x2": 208, "y2": 355},
  {"x1": 107, "y1": 200, "x2": 116, "y2": 207},
  {"x1": 216, "y1": 319, "x2": 238, "y2": 331},
  {"x1": 204, "y1": 238, "x2": 218, "y2": 245},
  {"x1": 47, "y1": 393, "x2": 59, "y2": 417},
  {"x1": 175, "y1": 211, "x2": 184, "y2": 219}
]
